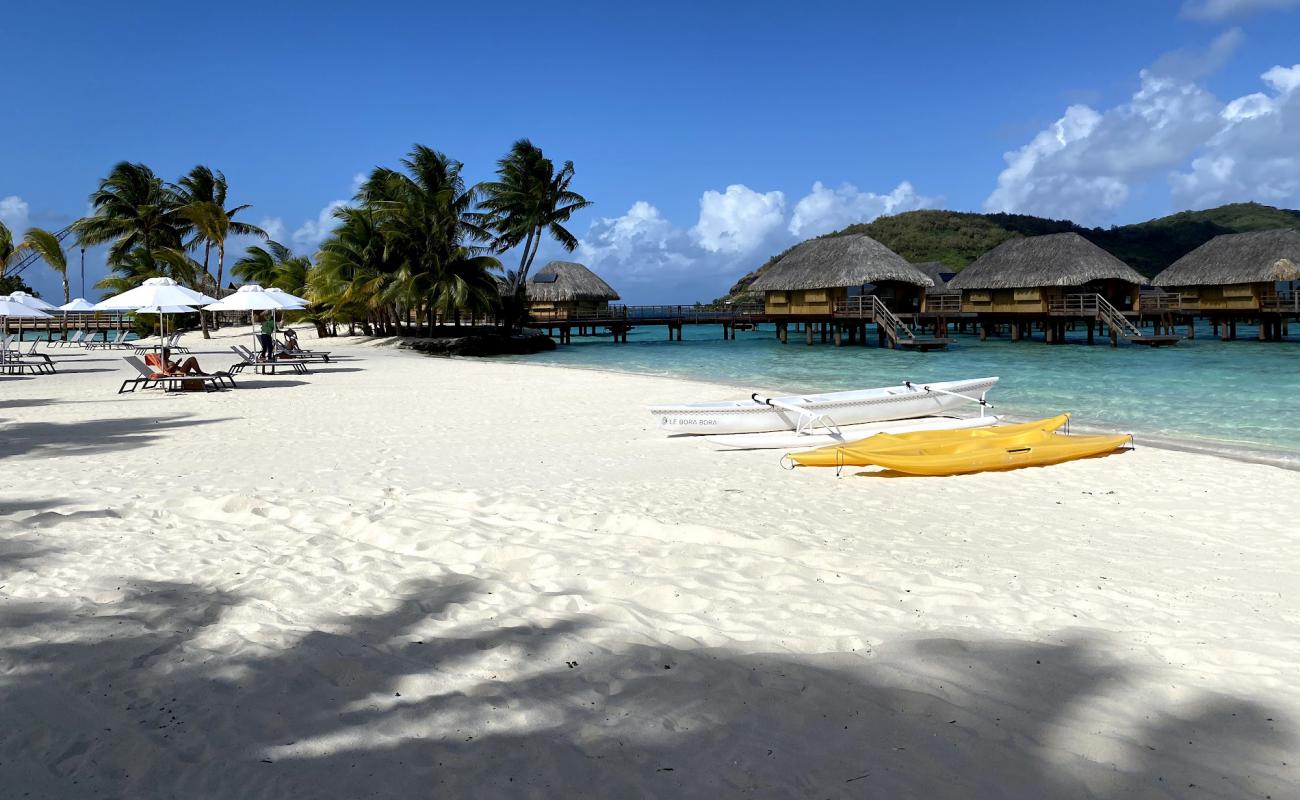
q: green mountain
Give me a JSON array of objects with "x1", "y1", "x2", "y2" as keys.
[{"x1": 720, "y1": 202, "x2": 1300, "y2": 300}]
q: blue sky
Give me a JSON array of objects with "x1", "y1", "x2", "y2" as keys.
[{"x1": 3, "y1": 0, "x2": 1299, "y2": 303}]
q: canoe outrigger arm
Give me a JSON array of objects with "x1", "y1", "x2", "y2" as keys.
[
  {"x1": 903, "y1": 381, "x2": 995, "y2": 416},
  {"x1": 751, "y1": 393, "x2": 841, "y2": 435}
]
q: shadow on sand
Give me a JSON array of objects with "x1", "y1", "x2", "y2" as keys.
[
  {"x1": 0, "y1": 414, "x2": 228, "y2": 460},
  {"x1": 0, "y1": 572, "x2": 1290, "y2": 799}
]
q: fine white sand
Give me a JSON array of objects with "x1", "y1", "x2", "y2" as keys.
[{"x1": 1, "y1": 329, "x2": 1297, "y2": 798}]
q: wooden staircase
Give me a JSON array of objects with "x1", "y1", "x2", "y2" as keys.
[{"x1": 835, "y1": 296, "x2": 952, "y2": 350}]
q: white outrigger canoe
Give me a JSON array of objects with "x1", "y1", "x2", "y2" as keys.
[
  {"x1": 648, "y1": 377, "x2": 998, "y2": 435},
  {"x1": 703, "y1": 414, "x2": 1002, "y2": 450}
]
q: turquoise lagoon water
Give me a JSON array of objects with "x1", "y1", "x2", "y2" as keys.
[{"x1": 505, "y1": 320, "x2": 1300, "y2": 460}]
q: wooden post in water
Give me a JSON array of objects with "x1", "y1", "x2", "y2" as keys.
[{"x1": 806, "y1": 324, "x2": 814, "y2": 346}]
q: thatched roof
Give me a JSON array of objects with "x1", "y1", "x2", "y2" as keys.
[
  {"x1": 748, "y1": 234, "x2": 933, "y2": 292},
  {"x1": 526, "y1": 261, "x2": 620, "y2": 303},
  {"x1": 1152, "y1": 229, "x2": 1300, "y2": 287},
  {"x1": 946, "y1": 233, "x2": 1145, "y2": 290},
  {"x1": 912, "y1": 261, "x2": 958, "y2": 289}
]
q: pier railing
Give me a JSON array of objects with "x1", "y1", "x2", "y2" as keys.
[
  {"x1": 1048, "y1": 294, "x2": 1145, "y2": 339},
  {"x1": 1138, "y1": 290, "x2": 1194, "y2": 311},
  {"x1": 528, "y1": 304, "x2": 766, "y2": 323},
  {"x1": 1261, "y1": 291, "x2": 1300, "y2": 313}
]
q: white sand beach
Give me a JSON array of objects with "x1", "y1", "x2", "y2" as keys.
[{"x1": 2, "y1": 332, "x2": 1297, "y2": 799}]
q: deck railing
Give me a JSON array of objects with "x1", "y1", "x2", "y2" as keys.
[
  {"x1": 1138, "y1": 290, "x2": 1194, "y2": 312},
  {"x1": 832, "y1": 296, "x2": 916, "y2": 342},
  {"x1": 1261, "y1": 291, "x2": 1300, "y2": 313},
  {"x1": 923, "y1": 292, "x2": 962, "y2": 313},
  {"x1": 1048, "y1": 293, "x2": 1145, "y2": 339},
  {"x1": 528, "y1": 304, "x2": 765, "y2": 323}
]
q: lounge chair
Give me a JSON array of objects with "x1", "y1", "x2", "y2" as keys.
[
  {"x1": 14, "y1": 339, "x2": 54, "y2": 365},
  {"x1": 166, "y1": 333, "x2": 191, "y2": 354},
  {"x1": 80, "y1": 331, "x2": 101, "y2": 347},
  {"x1": 228, "y1": 345, "x2": 310, "y2": 375},
  {"x1": 274, "y1": 340, "x2": 331, "y2": 362},
  {"x1": 51, "y1": 330, "x2": 85, "y2": 348},
  {"x1": 86, "y1": 330, "x2": 125, "y2": 350},
  {"x1": 118, "y1": 355, "x2": 235, "y2": 393}
]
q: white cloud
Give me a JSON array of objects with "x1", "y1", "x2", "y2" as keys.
[
  {"x1": 1181, "y1": 0, "x2": 1299, "y2": 19},
  {"x1": 984, "y1": 71, "x2": 1222, "y2": 222},
  {"x1": 691, "y1": 184, "x2": 786, "y2": 254},
  {"x1": 577, "y1": 201, "x2": 697, "y2": 282},
  {"x1": 788, "y1": 181, "x2": 939, "y2": 237},
  {"x1": 293, "y1": 200, "x2": 348, "y2": 251},
  {"x1": 1149, "y1": 28, "x2": 1243, "y2": 80},
  {"x1": 0, "y1": 195, "x2": 30, "y2": 233},
  {"x1": 258, "y1": 216, "x2": 286, "y2": 244},
  {"x1": 1170, "y1": 63, "x2": 1300, "y2": 207}
]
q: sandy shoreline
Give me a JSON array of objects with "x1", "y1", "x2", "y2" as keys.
[{"x1": 2, "y1": 330, "x2": 1297, "y2": 798}]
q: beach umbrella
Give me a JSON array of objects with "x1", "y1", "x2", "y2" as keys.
[
  {"x1": 205, "y1": 285, "x2": 303, "y2": 353},
  {"x1": 96, "y1": 278, "x2": 218, "y2": 356},
  {"x1": 6, "y1": 290, "x2": 57, "y2": 311},
  {"x1": 264, "y1": 287, "x2": 308, "y2": 307},
  {"x1": 0, "y1": 295, "x2": 52, "y2": 366},
  {"x1": 95, "y1": 277, "x2": 218, "y2": 311},
  {"x1": 59, "y1": 298, "x2": 96, "y2": 311}
]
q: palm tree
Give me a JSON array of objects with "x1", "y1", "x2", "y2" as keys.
[
  {"x1": 474, "y1": 139, "x2": 591, "y2": 328},
  {"x1": 0, "y1": 221, "x2": 16, "y2": 279},
  {"x1": 18, "y1": 228, "x2": 70, "y2": 304},
  {"x1": 231, "y1": 241, "x2": 297, "y2": 287},
  {"x1": 73, "y1": 162, "x2": 183, "y2": 264},
  {"x1": 175, "y1": 166, "x2": 264, "y2": 291},
  {"x1": 95, "y1": 247, "x2": 202, "y2": 296}
]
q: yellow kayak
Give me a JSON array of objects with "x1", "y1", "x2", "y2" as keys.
[
  {"x1": 854, "y1": 432, "x2": 1133, "y2": 476},
  {"x1": 790, "y1": 414, "x2": 1071, "y2": 467}
]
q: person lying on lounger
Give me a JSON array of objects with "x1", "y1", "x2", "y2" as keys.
[{"x1": 158, "y1": 347, "x2": 208, "y2": 376}]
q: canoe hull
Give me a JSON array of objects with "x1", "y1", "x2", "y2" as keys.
[
  {"x1": 791, "y1": 414, "x2": 1071, "y2": 467},
  {"x1": 649, "y1": 377, "x2": 999, "y2": 435},
  {"x1": 704, "y1": 415, "x2": 1001, "y2": 450},
  {"x1": 860, "y1": 433, "x2": 1133, "y2": 476}
]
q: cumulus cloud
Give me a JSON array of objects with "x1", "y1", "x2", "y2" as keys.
[
  {"x1": 293, "y1": 200, "x2": 348, "y2": 251},
  {"x1": 1170, "y1": 63, "x2": 1300, "y2": 207},
  {"x1": 985, "y1": 69, "x2": 1223, "y2": 222},
  {"x1": 788, "y1": 181, "x2": 939, "y2": 237},
  {"x1": 1181, "y1": 0, "x2": 1299, "y2": 19},
  {"x1": 577, "y1": 178, "x2": 937, "y2": 301},
  {"x1": 691, "y1": 185, "x2": 786, "y2": 254},
  {"x1": 0, "y1": 195, "x2": 30, "y2": 233}
]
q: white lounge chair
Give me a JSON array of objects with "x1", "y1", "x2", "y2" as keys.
[
  {"x1": 118, "y1": 355, "x2": 235, "y2": 393},
  {"x1": 228, "y1": 345, "x2": 310, "y2": 375}
]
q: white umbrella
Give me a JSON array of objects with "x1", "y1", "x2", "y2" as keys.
[
  {"x1": 1, "y1": 296, "x2": 53, "y2": 366},
  {"x1": 96, "y1": 278, "x2": 217, "y2": 356},
  {"x1": 6, "y1": 290, "x2": 57, "y2": 310},
  {"x1": 264, "y1": 287, "x2": 308, "y2": 307},
  {"x1": 202, "y1": 283, "x2": 299, "y2": 312},
  {"x1": 136, "y1": 305, "x2": 198, "y2": 314},
  {"x1": 59, "y1": 298, "x2": 97, "y2": 311},
  {"x1": 96, "y1": 276, "x2": 218, "y2": 311}
]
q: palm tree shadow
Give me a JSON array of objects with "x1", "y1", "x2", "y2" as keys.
[
  {"x1": 0, "y1": 414, "x2": 230, "y2": 460},
  {"x1": 0, "y1": 578, "x2": 1290, "y2": 799}
]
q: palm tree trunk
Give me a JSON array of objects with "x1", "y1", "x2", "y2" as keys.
[
  {"x1": 62, "y1": 277, "x2": 69, "y2": 305},
  {"x1": 199, "y1": 242, "x2": 214, "y2": 339}
]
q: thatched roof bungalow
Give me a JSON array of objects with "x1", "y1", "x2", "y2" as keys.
[
  {"x1": 1152, "y1": 229, "x2": 1300, "y2": 311},
  {"x1": 525, "y1": 261, "x2": 620, "y2": 320},
  {"x1": 946, "y1": 233, "x2": 1146, "y2": 313},
  {"x1": 748, "y1": 234, "x2": 933, "y2": 315}
]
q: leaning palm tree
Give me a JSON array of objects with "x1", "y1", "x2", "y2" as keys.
[
  {"x1": 18, "y1": 228, "x2": 70, "y2": 304},
  {"x1": 231, "y1": 241, "x2": 297, "y2": 287},
  {"x1": 474, "y1": 139, "x2": 591, "y2": 323},
  {"x1": 178, "y1": 199, "x2": 265, "y2": 338},
  {"x1": 73, "y1": 162, "x2": 183, "y2": 265}
]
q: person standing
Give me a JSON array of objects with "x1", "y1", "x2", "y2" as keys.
[{"x1": 254, "y1": 312, "x2": 276, "y2": 360}]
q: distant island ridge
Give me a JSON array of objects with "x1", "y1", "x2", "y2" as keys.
[{"x1": 719, "y1": 202, "x2": 1300, "y2": 303}]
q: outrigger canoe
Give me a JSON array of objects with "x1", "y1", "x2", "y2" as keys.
[
  {"x1": 790, "y1": 414, "x2": 1071, "y2": 467},
  {"x1": 649, "y1": 377, "x2": 998, "y2": 435},
  {"x1": 849, "y1": 432, "x2": 1133, "y2": 476},
  {"x1": 705, "y1": 414, "x2": 1001, "y2": 450}
]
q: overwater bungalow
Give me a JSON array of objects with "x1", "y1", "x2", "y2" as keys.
[
  {"x1": 945, "y1": 233, "x2": 1169, "y2": 345},
  {"x1": 748, "y1": 234, "x2": 933, "y2": 314},
  {"x1": 1151, "y1": 229, "x2": 1300, "y2": 340},
  {"x1": 747, "y1": 234, "x2": 944, "y2": 347},
  {"x1": 525, "y1": 261, "x2": 621, "y2": 322}
]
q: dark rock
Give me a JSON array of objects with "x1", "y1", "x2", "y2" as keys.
[{"x1": 401, "y1": 333, "x2": 556, "y2": 357}]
